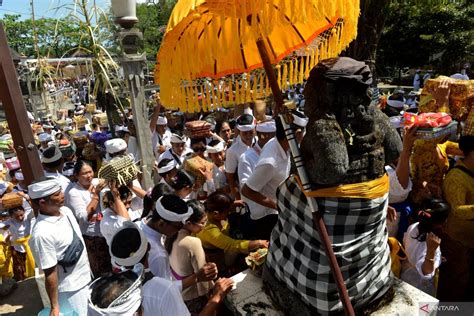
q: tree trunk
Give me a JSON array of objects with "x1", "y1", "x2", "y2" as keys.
[{"x1": 342, "y1": 0, "x2": 391, "y2": 79}]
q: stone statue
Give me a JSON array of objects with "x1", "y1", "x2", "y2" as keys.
[{"x1": 263, "y1": 57, "x2": 402, "y2": 315}]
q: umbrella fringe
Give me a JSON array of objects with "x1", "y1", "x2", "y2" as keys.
[{"x1": 158, "y1": 2, "x2": 360, "y2": 112}]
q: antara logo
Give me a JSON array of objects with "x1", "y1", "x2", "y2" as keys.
[{"x1": 419, "y1": 303, "x2": 430, "y2": 314}]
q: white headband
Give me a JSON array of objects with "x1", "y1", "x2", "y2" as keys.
[
  {"x1": 206, "y1": 141, "x2": 225, "y2": 154},
  {"x1": 155, "y1": 196, "x2": 193, "y2": 224},
  {"x1": 158, "y1": 160, "x2": 176, "y2": 174},
  {"x1": 88, "y1": 264, "x2": 143, "y2": 316},
  {"x1": 292, "y1": 113, "x2": 309, "y2": 128},
  {"x1": 236, "y1": 123, "x2": 255, "y2": 132}
]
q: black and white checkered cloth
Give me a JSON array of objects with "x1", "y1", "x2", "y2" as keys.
[{"x1": 266, "y1": 175, "x2": 392, "y2": 314}]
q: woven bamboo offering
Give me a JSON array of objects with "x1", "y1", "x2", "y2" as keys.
[
  {"x1": 98, "y1": 155, "x2": 141, "y2": 187},
  {"x1": 2, "y1": 192, "x2": 23, "y2": 210}
]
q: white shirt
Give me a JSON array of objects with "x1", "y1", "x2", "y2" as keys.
[
  {"x1": 401, "y1": 223, "x2": 441, "y2": 296},
  {"x1": 386, "y1": 165, "x2": 412, "y2": 204},
  {"x1": 65, "y1": 182, "x2": 101, "y2": 237},
  {"x1": 29, "y1": 206, "x2": 91, "y2": 292},
  {"x1": 127, "y1": 136, "x2": 141, "y2": 163},
  {"x1": 44, "y1": 171, "x2": 71, "y2": 193},
  {"x1": 245, "y1": 138, "x2": 290, "y2": 219},
  {"x1": 137, "y1": 219, "x2": 182, "y2": 291},
  {"x1": 152, "y1": 129, "x2": 172, "y2": 156},
  {"x1": 100, "y1": 208, "x2": 128, "y2": 246},
  {"x1": 204, "y1": 165, "x2": 227, "y2": 194},
  {"x1": 5, "y1": 207, "x2": 34, "y2": 253},
  {"x1": 142, "y1": 277, "x2": 190, "y2": 316},
  {"x1": 158, "y1": 148, "x2": 192, "y2": 166},
  {"x1": 224, "y1": 136, "x2": 252, "y2": 174},
  {"x1": 238, "y1": 144, "x2": 268, "y2": 220}
]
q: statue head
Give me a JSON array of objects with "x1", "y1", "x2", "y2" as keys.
[{"x1": 301, "y1": 57, "x2": 402, "y2": 185}]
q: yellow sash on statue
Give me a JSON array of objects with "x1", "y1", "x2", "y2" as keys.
[
  {"x1": 12, "y1": 235, "x2": 35, "y2": 278},
  {"x1": 295, "y1": 173, "x2": 389, "y2": 200}
]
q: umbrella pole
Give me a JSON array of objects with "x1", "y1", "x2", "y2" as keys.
[{"x1": 256, "y1": 39, "x2": 355, "y2": 316}]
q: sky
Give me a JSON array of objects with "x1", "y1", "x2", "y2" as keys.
[{"x1": 0, "y1": 0, "x2": 150, "y2": 20}]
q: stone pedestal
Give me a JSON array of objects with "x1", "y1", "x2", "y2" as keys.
[{"x1": 225, "y1": 269, "x2": 439, "y2": 316}]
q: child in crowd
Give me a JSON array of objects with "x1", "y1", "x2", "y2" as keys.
[
  {"x1": 401, "y1": 199, "x2": 449, "y2": 296},
  {"x1": 4, "y1": 203, "x2": 35, "y2": 281},
  {"x1": 197, "y1": 192, "x2": 268, "y2": 276}
]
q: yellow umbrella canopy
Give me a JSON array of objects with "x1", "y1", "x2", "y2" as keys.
[{"x1": 156, "y1": 0, "x2": 360, "y2": 112}]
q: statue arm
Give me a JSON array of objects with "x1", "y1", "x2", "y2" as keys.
[{"x1": 377, "y1": 110, "x2": 402, "y2": 165}]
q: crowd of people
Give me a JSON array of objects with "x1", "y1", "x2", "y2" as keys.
[{"x1": 0, "y1": 79, "x2": 472, "y2": 315}]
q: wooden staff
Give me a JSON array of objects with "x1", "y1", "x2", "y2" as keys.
[{"x1": 256, "y1": 38, "x2": 355, "y2": 316}]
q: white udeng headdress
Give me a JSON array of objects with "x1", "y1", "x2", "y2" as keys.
[
  {"x1": 88, "y1": 263, "x2": 144, "y2": 316},
  {"x1": 155, "y1": 196, "x2": 193, "y2": 224}
]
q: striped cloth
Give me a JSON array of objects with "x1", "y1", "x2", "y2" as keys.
[{"x1": 266, "y1": 175, "x2": 392, "y2": 314}]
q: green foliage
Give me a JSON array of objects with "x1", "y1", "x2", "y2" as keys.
[
  {"x1": 377, "y1": 0, "x2": 473, "y2": 74},
  {"x1": 1, "y1": 14, "x2": 85, "y2": 58},
  {"x1": 135, "y1": 1, "x2": 176, "y2": 61}
]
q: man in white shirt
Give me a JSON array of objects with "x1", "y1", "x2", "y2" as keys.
[
  {"x1": 158, "y1": 134, "x2": 192, "y2": 166},
  {"x1": 149, "y1": 101, "x2": 172, "y2": 157},
  {"x1": 38, "y1": 133, "x2": 53, "y2": 153},
  {"x1": 41, "y1": 145, "x2": 71, "y2": 193},
  {"x1": 28, "y1": 178, "x2": 91, "y2": 316},
  {"x1": 238, "y1": 119, "x2": 276, "y2": 226},
  {"x1": 242, "y1": 114, "x2": 307, "y2": 239},
  {"x1": 225, "y1": 114, "x2": 256, "y2": 199},
  {"x1": 137, "y1": 195, "x2": 217, "y2": 291},
  {"x1": 104, "y1": 137, "x2": 147, "y2": 215}
]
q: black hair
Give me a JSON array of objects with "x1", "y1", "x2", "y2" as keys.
[
  {"x1": 216, "y1": 121, "x2": 230, "y2": 134},
  {"x1": 413, "y1": 199, "x2": 450, "y2": 242},
  {"x1": 149, "y1": 194, "x2": 188, "y2": 223},
  {"x1": 459, "y1": 135, "x2": 474, "y2": 156},
  {"x1": 8, "y1": 168, "x2": 19, "y2": 179},
  {"x1": 110, "y1": 227, "x2": 142, "y2": 262},
  {"x1": 142, "y1": 183, "x2": 174, "y2": 219},
  {"x1": 42, "y1": 159, "x2": 63, "y2": 170},
  {"x1": 237, "y1": 114, "x2": 254, "y2": 126},
  {"x1": 207, "y1": 139, "x2": 221, "y2": 147},
  {"x1": 190, "y1": 138, "x2": 206, "y2": 146},
  {"x1": 204, "y1": 191, "x2": 233, "y2": 213},
  {"x1": 169, "y1": 170, "x2": 195, "y2": 191},
  {"x1": 103, "y1": 186, "x2": 132, "y2": 209},
  {"x1": 165, "y1": 199, "x2": 206, "y2": 254},
  {"x1": 8, "y1": 206, "x2": 24, "y2": 216},
  {"x1": 275, "y1": 116, "x2": 286, "y2": 141},
  {"x1": 72, "y1": 160, "x2": 91, "y2": 176},
  {"x1": 157, "y1": 158, "x2": 176, "y2": 177},
  {"x1": 90, "y1": 270, "x2": 137, "y2": 308},
  {"x1": 187, "y1": 199, "x2": 206, "y2": 223}
]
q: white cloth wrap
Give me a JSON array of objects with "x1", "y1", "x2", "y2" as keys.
[
  {"x1": 28, "y1": 178, "x2": 61, "y2": 199},
  {"x1": 206, "y1": 141, "x2": 225, "y2": 154},
  {"x1": 158, "y1": 159, "x2": 176, "y2": 174},
  {"x1": 87, "y1": 272, "x2": 142, "y2": 315},
  {"x1": 155, "y1": 196, "x2": 192, "y2": 223}
]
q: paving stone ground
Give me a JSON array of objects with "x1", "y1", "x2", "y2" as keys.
[{"x1": 0, "y1": 278, "x2": 43, "y2": 316}]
